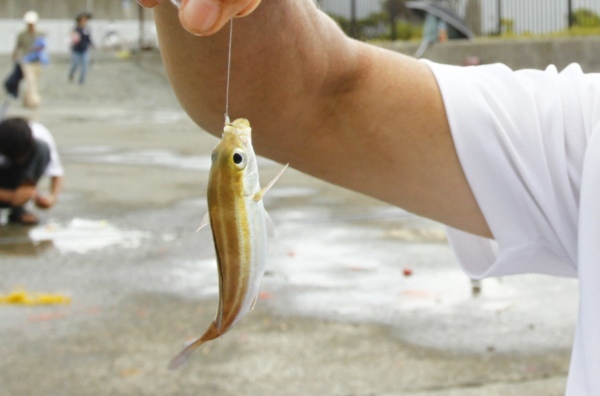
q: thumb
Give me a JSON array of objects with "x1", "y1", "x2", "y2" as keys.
[{"x1": 178, "y1": 0, "x2": 261, "y2": 36}]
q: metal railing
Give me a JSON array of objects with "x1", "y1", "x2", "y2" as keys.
[{"x1": 316, "y1": 0, "x2": 600, "y2": 40}]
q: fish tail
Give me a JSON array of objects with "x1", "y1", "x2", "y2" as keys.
[
  {"x1": 167, "y1": 336, "x2": 207, "y2": 370},
  {"x1": 168, "y1": 324, "x2": 221, "y2": 370}
]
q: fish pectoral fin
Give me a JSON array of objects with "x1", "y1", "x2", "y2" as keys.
[
  {"x1": 265, "y1": 210, "x2": 275, "y2": 237},
  {"x1": 196, "y1": 212, "x2": 210, "y2": 232},
  {"x1": 253, "y1": 163, "x2": 289, "y2": 202}
]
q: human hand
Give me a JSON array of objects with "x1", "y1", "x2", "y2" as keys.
[
  {"x1": 12, "y1": 186, "x2": 37, "y2": 206},
  {"x1": 34, "y1": 195, "x2": 55, "y2": 209},
  {"x1": 137, "y1": 0, "x2": 261, "y2": 36}
]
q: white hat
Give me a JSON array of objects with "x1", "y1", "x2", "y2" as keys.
[{"x1": 23, "y1": 11, "x2": 39, "y2": 24}]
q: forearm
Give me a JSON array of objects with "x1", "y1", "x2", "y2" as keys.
[
  {"x1": 154, "y1": 0, "x2": 355, "y2": 143},
  {"x1": 0, "y1": 185, "x2": 35, "y2": 207},
  {"x1": 0, "y1": 188, "x2": 14, "y2": 204},
  {"x1": 32, "y1": 176, "x2": 62, "y2": 209},
  {"x1": 153, "y1": 1, "x2": 491, "y2": 237},
  {"x1": 48, "y1": 176, "x2": 63, "y2": 200}
]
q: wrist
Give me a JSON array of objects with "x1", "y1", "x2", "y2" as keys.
[{"x1": 0, "y1": 189, "x2": 15, "y2": 205}]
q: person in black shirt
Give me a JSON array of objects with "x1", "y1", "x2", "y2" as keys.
[{"x1": 68, "y1": 13, "x2": 93, "y2": 85}]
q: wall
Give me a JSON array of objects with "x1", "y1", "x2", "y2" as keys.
[{"x1": 379, "y1": 36, "x2": 600, "y2": 72}]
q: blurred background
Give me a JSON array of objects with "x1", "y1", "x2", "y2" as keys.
[
  {"x1": 3, "y1": 0, "x2": 600, "y2": 67},
  {"x1": 0, "y1": 1, "x2": 589, "y2": 395},
  {"x1": 0, "y1": 0, "x2": 158, "y2": 54}
]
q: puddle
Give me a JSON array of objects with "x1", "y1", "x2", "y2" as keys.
[
  {"x1": 48, "y1": 108, "x2": 187, "y2": 125},
  {"x1": 163, "y1": 215, "x2": 578, "y2": 353},
  {"x1": 167, "y1": 258, "x2": 220, "y2": 297},
  {"x1": 163, "y1": 220, "x2": 471, "y2": 317},
  {"x1": 265, "y1": 186, "x2": 320, "y2": 199},
  {"x1": 273, "y1": 206, "x2": 416, "y2": 224},
  {"x1": 63, "y1": 147, "x2": 212, "y2": 171},
  {"x1": 262, "y1": 223, "x2": 468, "y2": 318},
  {"x1": 118, "y1": 111, "x2": 185, "y2": 125},
  {"x1": 63, "y1": 146, "x2": 282, "y2": 172},
  {"x1": 27, "y1": 218, "x2": 151, "y2": 254}
]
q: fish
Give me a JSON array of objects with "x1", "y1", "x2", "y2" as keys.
[{"x1": 168, "y1": 118, "x2": 288, "y2": 370}]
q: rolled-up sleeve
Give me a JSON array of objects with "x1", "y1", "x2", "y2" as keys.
[
  {"x1": 423, "y1": 61, "x2": 600, "y2": 279},
  {"x1": 424, "y1": 60, "x2": 600, "y2": 395}
]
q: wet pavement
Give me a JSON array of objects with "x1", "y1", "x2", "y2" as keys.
[{"x1": 0, "y1": 52, "x2": 576, "y2": 395}]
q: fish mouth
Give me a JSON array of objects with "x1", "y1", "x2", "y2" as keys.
[
  {"x1": 223, "y1": 118, "x2": 252, "y2": 145},
  {"x1": 224, "y1": 118, "x2": 251, "y2": 136}
]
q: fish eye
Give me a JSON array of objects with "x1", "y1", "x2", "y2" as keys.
[{"x1": 232, "y1": 149, "x2": 247, "y2": 169}]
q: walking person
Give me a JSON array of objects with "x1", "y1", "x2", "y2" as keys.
[
  {"x1": 69, "y1": 13, "x2": 94, "y2": 85},
  {"x1": 12, "y1": 11, "x2": 48, "y2": 109}
]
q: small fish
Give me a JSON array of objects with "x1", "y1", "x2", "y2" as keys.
[{"x1": 169, "y1": 118, "x2": 287, "y2": 370}]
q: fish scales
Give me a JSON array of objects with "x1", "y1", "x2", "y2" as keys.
[
  {"x1": 209, "y1": 143, "x2": 254, "y2": 329},
  {"x1": 168, "y1": 118, "x2": 287, "y2": 370}
]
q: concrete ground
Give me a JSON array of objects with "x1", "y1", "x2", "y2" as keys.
[{"x1": 0, "y1": 52, "x2": 576, "y2": 395}]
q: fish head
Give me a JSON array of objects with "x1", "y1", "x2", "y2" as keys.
[{"x1": 209, "y1": 119, "x2": 259, "y2": 197}]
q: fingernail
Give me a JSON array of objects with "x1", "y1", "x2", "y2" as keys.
[
  {"x1": 136, "y1": 0, "x2": 165, "y2": 7},
  {"x1": 182, "y1": 0, "x2": 220, "y2": 34}
]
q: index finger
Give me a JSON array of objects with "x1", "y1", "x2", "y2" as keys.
[{"x1": 175, "y1": 0, "x2": 262, "y2": 36}]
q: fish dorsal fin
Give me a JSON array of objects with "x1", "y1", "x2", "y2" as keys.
[
  {"x1": 253, "y1": 163, "x2": 289, "y2": 202},
  {"x1": 196, "y1": 212, "x2": 210, "y2": 232}
]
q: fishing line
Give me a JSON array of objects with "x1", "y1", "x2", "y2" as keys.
[
  {"x1": 168, "y1": 1, "x2": 232, "y2": 124},
  {"x1": 224, "y1": 18, "x2": 233, "y2": 125}
]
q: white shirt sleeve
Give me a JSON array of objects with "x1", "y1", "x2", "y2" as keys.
[
  {"x1": 423, "y1": 60, "x2": 600, "y2": 279},
  {"x1": 424, "y1": 60, "x2": 600, "y2": 395},
  {"x1": 29, "y1": 122, "x2": 64, "y2": 178}
]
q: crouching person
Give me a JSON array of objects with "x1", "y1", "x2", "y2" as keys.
[{"x1": 0, "y1": 117, "x2": 63, "y2": 225}]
